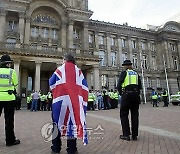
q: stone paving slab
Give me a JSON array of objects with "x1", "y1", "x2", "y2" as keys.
[{"x1": 0, "y1": 102, "x2": 180, "y2": 154}]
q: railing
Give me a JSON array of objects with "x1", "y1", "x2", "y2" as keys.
[{"x1": 0, "y1": 42, "x2": 98, "y2": 59}]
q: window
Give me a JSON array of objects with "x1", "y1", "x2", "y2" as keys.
[
  {"x1": 52, "y1": 29, "x2": 58, "y2": 40},
  {"x1": 115, "y1": 76, "x2": 119, "y2": 88},
  {"x1": 141, "y1": 42, "x2": 145, "y2": 50},
  {"x1": 152, "y1": 56, "x2": 157, "y2": 70},
  {"x1": 99, "y1": 51, "x2": 106, "y2": 66},
  {"x1": 73, "y1": 28, "x2": 80, "y2": 39},
  {"x1": 121, "y1": 39, "x2": 126, "y2": 47},
  {"x1": 111, "y1": 52, "x2": 116, "y2": 66},
  {"x1": 173, "y1": 56, "x2": 178, "y2": 70},
  {"x1": 42, "y1": 28, "x2": 49, "y2": 38},
  {"x1": 27, "y1": 77, "x2": 33, "y2": 91},
  {"x1": 156, "y1": 78, "x2": 160, "y2": 87},
  {"x1": 147, "y1": 77, "x2": 152, "y2": 87},
  {"x1": 89, "y1": 33, "x2": 93, "y2": 43},
  {"x1": 122, "y1": 53, "x2": 127, "y2": 63},
  {"x1": 151, "y1": 43, "x2": 155, "y2": 51},
  {"x1": 6, "y1": 38, "x2": 16, "y2": 48},
  {"x1": 132, "y1": 54, "x2": 138, "y2": 68},
  {"x1": 8, "y1": 20, "x2": 17, "y2": 31},
  {"x1": 132, "y1": 40, "x2": 136, "y2": 49},
  {"x1": 142, "y1": 55, "x2": 148, "y2": 69},
  {"x1": 101, "y1": 74, "x2": 108, "y2": 88},
  {"x1": 170, "y1": 43, "x2": 176, "y2": 51},
  {"x1": 31, "y1": 27, "x2": 39, "y2": 37},
  {"x1": 111, "y1": 37, "x2": 116, "y2": 46},
  {"x1": 99, "y1": 35, "x2": 104, "y2": 45}
]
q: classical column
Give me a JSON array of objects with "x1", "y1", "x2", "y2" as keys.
[
  {"x1": 117, "y1": 35, "x2": 122, "y2": 66},
  {"x1": 167, "y1": 41, "x2": 174, "y2": 69},
  {"x1": 178, "y1": 42, "x2": 180, "y2": 62},
  {"x1": 164, "y1": 41, "x2": 171, "y2": 69},
  {"x1": 93, "y1": 65, "x2": 100, "y2": 90},
  {"x1": 106, "y1": 33, "x2": 111, "y2": 66},
  {"x1": 14, "y1": 60, "x2": 21, "y2": 93},
  {"x1": 61, "y1": 21, "x2": 67, "y2": 48},
  {"x1": 127, "y1": 36, "x2": 133, "y2": 60},
  {"x1": 83, "y1": 22, "x2": 89, "y2": 50},
  {"x1": 24, "y1": 17, "x2": 31, "y2": 44},
  {"x1": 35, "y1": 62, "x2": 41, "y2": 92},
  {"x1": 18, "y1": 12, "x2": 25, "y2": 44},
  {"x1": 137, "y1": 38, "x2": 142, "y2": 68},
  {"x1": 94, "y1": 31, "x2": 99, "y2": 55},
  {"x1": 0, "y1": 9, "x2": 7, "y2": 42},
  {"x1": 68, "y1": 20, "x2": 74, "y2": 49},
  {"x1": 147, "y1": 41, "x2": 152, "y2": 70}
]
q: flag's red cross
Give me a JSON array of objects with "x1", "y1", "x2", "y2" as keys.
[{"x1": 52, "y1": 62, "x2": 88, "y2": 138}]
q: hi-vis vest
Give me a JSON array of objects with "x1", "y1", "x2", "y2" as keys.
[
  {"x1": 121, "y1": 69, "x2": 138, "y2": 88},
  {"x1": 0, "y1": 68, "x2": 18, "y2": 101},
  {"x1": 88, "y1": 93, "x2": 95, "y2": 102},
  {"x1": 152, "y1": 94, "x2": 158, "y2": 100},
  {"x1": 161, "y1": 90, "x2": 168, "y2": 97}
]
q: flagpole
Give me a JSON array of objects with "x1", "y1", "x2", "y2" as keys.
[
  {"x1": 140, "y1": 53, "x2": 147, "y2": 104},
  {"x1": 163, "y1": 54, "x2": 171, "y2": 102}
]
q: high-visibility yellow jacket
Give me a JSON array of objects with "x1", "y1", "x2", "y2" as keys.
[
  {"x1": 0, "y1": 68, "x2": 18, "y2": 101},
  {"x1": 161, "y1": 90, "x2": 168, "y2": 97},
  {"x1": 121, "y1": 69, "x2": 138, "y2": 88},
  {"x1": 40, "y1": 94, "x2": 47, "y2": 101},
  {"x1": 152, "y1": 94, "x2": 158, "y2": 100},
  {"x1": 88, "y1": 93, "x2": 95, "y2": 102},
  {"x1": 114, "y1": 92, "x2": 119, "y2": 100}
]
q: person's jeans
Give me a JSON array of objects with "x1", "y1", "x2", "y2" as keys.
[{"x1": 31, "y1": 99, "x2": 38, "y2": 111}]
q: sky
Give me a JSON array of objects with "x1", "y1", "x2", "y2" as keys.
[{"x1": 88, "y1": 0, "x2": 180, "y2": 28}]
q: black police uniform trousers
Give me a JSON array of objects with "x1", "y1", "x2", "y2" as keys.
[
  {"x1": 0, "y1": 100, "x2": 16, "y2": 144},
  {"x1": 163, "y1": 96, "x2": 168, "y2": 107},
  {"x1": 120, "y1": 92, "x2": 140, "y2": 137}
]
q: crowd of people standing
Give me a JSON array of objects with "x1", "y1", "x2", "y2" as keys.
[
  {"x1": 26, "y1": 91, "x2": 53, "y2": 111},
  {"x1": 88, "y1": 89, "x2": 120, "y2": 111}
]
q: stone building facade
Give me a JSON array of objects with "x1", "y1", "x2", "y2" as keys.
[{"x1": 0, "y1": 0, "x2": 180, "y2": 98}]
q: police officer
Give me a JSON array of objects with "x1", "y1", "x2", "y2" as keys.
[
  {"x1": 161, "y1": 89, "x2": 168, "y2": 107},
  {"x1": 117, "y1": 60, "x2": 142, "y2": 141},
  {"x1": 0, "y1": 54, "x2": 20, "y2": 146},
  {"x1": 152, "y1": 89, "x2": 158, "y2": 107}
]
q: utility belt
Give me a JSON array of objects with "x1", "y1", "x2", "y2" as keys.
[
  {"x1": 0, "y1": 90, "x2": 14, "y2": 95},
  {"x1": 122, "y1": 88, "x2": 139, "y2": 95}
]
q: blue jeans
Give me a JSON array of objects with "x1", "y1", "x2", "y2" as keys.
[{"x1": 31, "y1": 99, "x2": 38, "y2": 111}]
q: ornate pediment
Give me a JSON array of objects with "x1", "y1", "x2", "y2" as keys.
[{"x1": 163, "y1": 21, "x2": 180, "y2": 32}]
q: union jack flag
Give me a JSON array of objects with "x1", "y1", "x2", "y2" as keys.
[{"x1": 49, "y1": 62, "x2": 89, "y2": 144}]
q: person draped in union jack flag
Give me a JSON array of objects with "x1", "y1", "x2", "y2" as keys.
[{"x1": 49, "y1": 53, "x2": 89, "y2": 154}]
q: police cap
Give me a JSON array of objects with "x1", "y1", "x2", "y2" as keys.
[{"x1": 0, "y1": 54, "x2": 13, "y2": 64}]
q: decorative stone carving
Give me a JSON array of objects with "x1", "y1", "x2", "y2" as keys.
[
  {"x1": 0, "y1": 8, "x2": 7, "y2": 16},
  {"x1": 19, "y1": 11, "x2": 25, "y2": 18}
]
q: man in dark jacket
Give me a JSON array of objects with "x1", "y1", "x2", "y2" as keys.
[{"x1": 117, "y1": 60, "x2": 142, "y2": 141}]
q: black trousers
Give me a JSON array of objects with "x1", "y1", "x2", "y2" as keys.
[
  {"x1": 0, "y1": 101, "x2": 16, "y2": 144},
  {"x1": 88, "y1": 101, "x2": 94, "y2": 110},
  {"x1": 120, "y1": 92, "x2": 140, "y2": 137},
  {"x1": 103, "y1": 97, "x2": 109, "y2": 110},
  {"x1": 51, "y1": 123, "x2": 77, "y2": 153},
  {"x1": 163, "y1": 97, "x2": 168, "y2": 106}
]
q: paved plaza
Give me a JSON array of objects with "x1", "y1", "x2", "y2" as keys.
[{"x1": 0, "y1": 102, "x2": 180, "y2": 154}]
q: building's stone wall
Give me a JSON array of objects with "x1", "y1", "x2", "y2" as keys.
[{"x1": 0, "y1": 0, "x2": 179, "y2": 95}]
